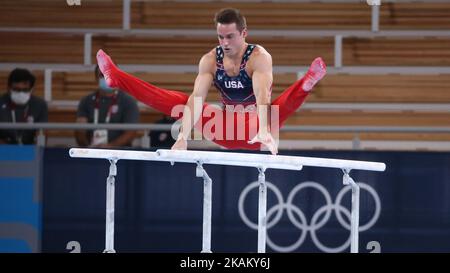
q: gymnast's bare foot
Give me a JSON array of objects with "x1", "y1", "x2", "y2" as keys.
[
  {"x1": 96, "y1": 49, "x2": 119, "y2": 88},
  {"x1": 302, "y1": 57, "x2": 327, "y2": 92}
]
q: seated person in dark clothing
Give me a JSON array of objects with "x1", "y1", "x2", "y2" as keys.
[
  {"x1": 75, "y1": 65, "x2": 139, "y2": 148},
  {"x1": 0, "y1": 68, "x2": 48, "y2": 144},
  {"x1": 150, "y1": 115, "x2": 176, "y2": 148}
]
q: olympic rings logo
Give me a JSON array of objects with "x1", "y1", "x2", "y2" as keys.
[{"x1": 238, "y1": 181, "x2": 381, "y2": 253}]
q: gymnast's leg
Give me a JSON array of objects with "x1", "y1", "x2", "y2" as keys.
[
  {"x1": 96, "y1": 49, "x2": 189, "y2": 116},
  {"x1": 271, "y1": 57, "x2": 327, "y2": 126}
]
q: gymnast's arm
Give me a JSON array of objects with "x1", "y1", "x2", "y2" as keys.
[
  {"x1": 248, "y1": 49, "x2": 278, "y2": 155},
  {"x1": 171, "y1": 52, "x2": 215, "y2": 150}
]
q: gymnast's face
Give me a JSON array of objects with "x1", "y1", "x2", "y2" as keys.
[{"x1": 217, "y1": 23, "x2": 247, "y2": 58}]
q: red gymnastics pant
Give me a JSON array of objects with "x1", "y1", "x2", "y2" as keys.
[{"x1": 110, "y1": 70, "x2": 310, "y2": 150}]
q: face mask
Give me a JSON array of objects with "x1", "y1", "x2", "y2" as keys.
[
  {"x1": 10, "y1": 90, "x2": 31, "y2": 105},
  {"x1": 99, "y1": 78, "x2": 115, "y2": 93}
]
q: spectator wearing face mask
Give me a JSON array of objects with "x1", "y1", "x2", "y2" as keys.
[
  {"x1": 0, "y1": 68, "x2": 48, "y2": 144},
  {"x1": 75, "y1": 65, "x2": 139, "y2": 148}
]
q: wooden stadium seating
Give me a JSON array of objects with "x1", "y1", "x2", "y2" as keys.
[
  {"x1": 48, "y1": 71, "x2": 450, "y2": 103},
  {"x1": 91, "y1": 35, "x2": 334, "y2": 66},
  {"x1": 132, "y1": 1, "x2": 450, "y2": 30},
  {"x1": 0, "y1": 0, "x2": 122, "y2": 28},
  {"x1": 311, "y1": 74, "x2": 450, "y2": 103},
  {"x1": 131, "y1": 1, "x2": 450, "y2": 30},
  {"x1": 279, "y1": 109, "x2": 450, "y2": 142},
  {"x1": 380, "y1": 3, "x2": 450, "y2": 30},
  {"x1": 131, "y1": 1, "x2": 372, "y2": 30},
  {"x1": 1, "y1": 1, "x2": 449, "y2": 30},
  {"x1": 343, "y1": 37, "x2": 450, "y2": 66},
  {"x1": 285, "y1": 110, "x2": 450, "y2": 127},
  {"x1": 0, "y1": 32, "x2": 84, "y2": 63},
  {"x1": 93, "y1": 35, "x2": 450, "y2": 66},
  {"x1": 51, "y1": 71, "x2": 95, "y2": 101},
  {"x1": 4, "y1": 31, "x2": 449, "y2": 66}
]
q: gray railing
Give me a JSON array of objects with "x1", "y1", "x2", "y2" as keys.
[{"x1": 1, "y1": 122, "x2": 450, "y2": 149}]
